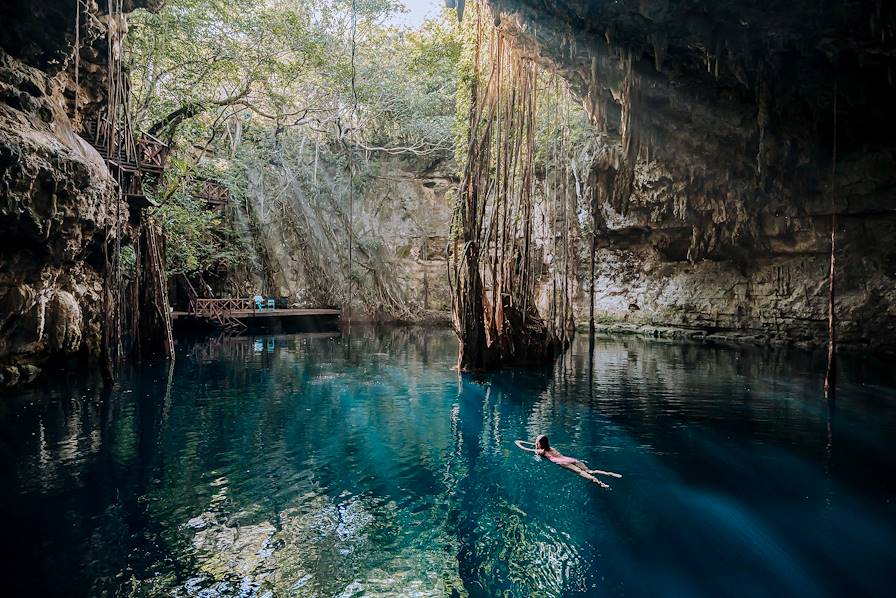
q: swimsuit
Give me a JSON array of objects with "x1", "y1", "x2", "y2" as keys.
[{"x1": 546, "y1": 453, "x2": 579, "y2": 465}]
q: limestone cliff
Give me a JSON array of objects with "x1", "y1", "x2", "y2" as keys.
[
  {"x1": 233, "y1": 153, "x2": 455, "y2": 321},
  {"x1": 0, "y1": 0, "x2": 161, "y2": 385},
  {"x1": 489, "y1": 0, "x2": 896, "y2": 352}
]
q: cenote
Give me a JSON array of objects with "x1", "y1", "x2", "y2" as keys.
[
  {"x1": 5, "y1": 0, "x2": 896, "y2": 595},
  {"x1": 1, "y1": 326, "x2": 894, "y2": 597}
]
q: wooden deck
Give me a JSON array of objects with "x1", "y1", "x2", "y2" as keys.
[
  {"x1": 173, "y1": 298, "x2": 340, "y2": 332},
  {"x1": 172, "y1": 308, "x2": 340, "y2": 319}
]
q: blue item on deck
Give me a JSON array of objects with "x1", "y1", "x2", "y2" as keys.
[{"x1": 253, "y1": 295, "x2": 264, "y2": 310}]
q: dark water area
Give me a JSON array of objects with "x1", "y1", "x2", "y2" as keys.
[{"x1": 1, "y1": 327, "x2": 895, "y2": 597}]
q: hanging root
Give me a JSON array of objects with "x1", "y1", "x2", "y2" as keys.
[{"x1": 451, "y1": 3, "x2": 559, "y2": 370}]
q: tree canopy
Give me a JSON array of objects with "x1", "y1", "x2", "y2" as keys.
[{"x1": 126, "y1": 0, "x2": 463, "y2": 278}]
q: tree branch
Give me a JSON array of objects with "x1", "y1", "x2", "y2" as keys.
[{"x1": 147, "y1": 80, "x2": 255, "y2": 137}]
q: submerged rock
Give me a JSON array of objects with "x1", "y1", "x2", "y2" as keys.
[{"x1": 0, "y1": 363, "x2": 40, "y2": 387}]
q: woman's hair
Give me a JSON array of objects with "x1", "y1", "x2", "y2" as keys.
[{"x1": 536, "y1": 435, "x2": 550, "y2": 450}]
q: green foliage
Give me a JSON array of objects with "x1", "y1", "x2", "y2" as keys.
[
  {"x1": 149, "y1": 155, "x2": 248, "y2": 277},
  {"x1": 128, "y1": 0, "x2": 325, "y2": 133},
  {"x1": 357, "y1": 12, "x2": 463, "y2": 154},
  {"x1": 127, "y1": 0, "x2": 449, "y2": 150},
  {"x1": 119, "y1": 244, "x2": 137, "y2": 277},
  {"x1": 125, "y1": 0, "x2": 464, "y2": 284},
  {"x1": 153, "y1": 189, "x2": 247, "y2": 276}
]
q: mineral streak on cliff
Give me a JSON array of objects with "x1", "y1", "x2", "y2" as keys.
[
  {"x1": 487, "y1": 0, "x2": 896, "y2": 352},
  {"x1": 0, "y1": 0, "x2": 163, "y2": 386}
]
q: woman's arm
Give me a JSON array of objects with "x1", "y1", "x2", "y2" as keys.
[{"x1": 514, "y1": 440, "x2": 537, "y2": 452}]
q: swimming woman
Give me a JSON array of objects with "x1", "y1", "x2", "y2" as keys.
[{"x1": 515, "y1": 435, "x2": 621, "y2": 488}]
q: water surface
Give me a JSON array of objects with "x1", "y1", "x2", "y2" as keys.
[{"x1": 1, "y1": 327, "x2": 895, "y2": 596}]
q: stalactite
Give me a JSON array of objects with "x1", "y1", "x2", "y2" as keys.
[
  {"x1": 713, "y1": 39, "x2": 722, "y2": 79},
  {"x1": 612, "y1": 51, "x2": 640, "y2": 216},
  {"x1": 651, "y1": 31, "x2": 667, "y2": 72},
  {"x1": 756, "y1": 66, "x2": 771, "y2": 180}
]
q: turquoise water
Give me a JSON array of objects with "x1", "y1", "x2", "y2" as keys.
[{"x1": 1, "y1": 326, "x2": 895, "y2": 597}]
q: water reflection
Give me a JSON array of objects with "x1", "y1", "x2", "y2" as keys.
[{"x1": 0, "y1": 327, "x2": 894, "y2": 596}]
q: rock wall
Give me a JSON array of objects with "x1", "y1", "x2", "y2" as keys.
[
  {"x1": 489, "y1": 0, "x2": 896, "y2": 353},
  {"x1": 578, "y1": 170, "x2": 896, "y2": 350},
  {"x1": 237, "y1": 154, "x2": 455, "y2": 321},
  {"x1": 357, "y1": 160, "x2": 454, "y2": 318},
  {"x1": 0, "y1": 0, "x2": 160, "y2": 385}
]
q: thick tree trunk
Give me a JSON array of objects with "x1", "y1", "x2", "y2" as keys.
[
  {"x1": 136, "y1": 221, "x2": 174, "y2": 359},
  {"x1": 457, "y1": 242, "x2": 490, "y2": 371}
]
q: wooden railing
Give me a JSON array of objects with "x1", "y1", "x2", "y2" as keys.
[
  {"x1": 136, "y1": 132, "x2": 169, "y2": 173},
  {"x1": 191, "y1": 298, "x2": 257, "y2": 315},
  {"x1": 83, "y1": 117, "x2": 169, "y2": 174},
  {"x1": 193, "y1": 178, "x2": 229, "y2": 203}
]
